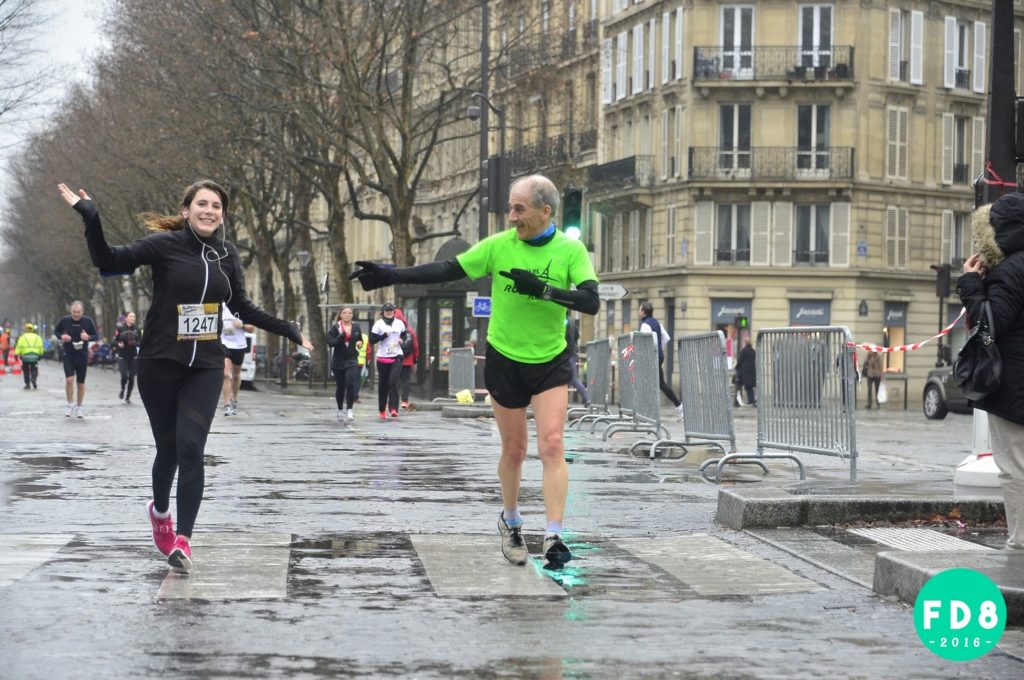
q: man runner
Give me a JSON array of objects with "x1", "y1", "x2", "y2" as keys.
[{"x1": 54, "y1": 301, "x2": 99, "y2": 418}]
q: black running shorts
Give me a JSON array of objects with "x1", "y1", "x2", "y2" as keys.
[
  {"x1": 223, "y1": 345, "x2": 247, "y2": 366},
  {"x1": 62, "y1": 355, "x2": 87, "y2": 383},
  {"x1": 484, "y1": 344, "x2": 572, "y2": 409}
]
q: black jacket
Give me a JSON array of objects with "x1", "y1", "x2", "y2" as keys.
[
  {"x1": 735, "y1": 345, "x2": 756, "y2": 387},
  {"x1": 114, "y1": 323, "x2": 141, "y2": 359},
  {"x1": 75, "y1": 199, "x2": 301, "y2": 370},
  {"x1": 957, "y1": 197, "x2": 1024, "y2": 425},
  {"x1": 326, "y1": 321, "x2": 363, "y2": 370},
  {"x1": 54, "y1": 315, "x2": 99, "y2": 360}
]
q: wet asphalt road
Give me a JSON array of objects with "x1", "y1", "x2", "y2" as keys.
[{"x1": 1, "y1": 362, "x2": 1021, "y2": 679}]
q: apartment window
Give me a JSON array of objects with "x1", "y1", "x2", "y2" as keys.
[
  {"x1": 641, "y1": 209, "x2": 652, "y2": 268},
  {"x1": 885, "y1": 206, "x2": 908, "y2": 269},
  {"x1": 666, "y1": 205, "x2": 677, "y2": 265},
  {"x1": 617, "y1": 31, "x2": 627, "y2": 101},
  {"x1": 721, "y1": 6, "x2": 754, "y2": 78},
  {"x1": 640, "y1": 115, "x2": 651, "y2": 156},
  {"x1": 718, "y1": 104, "x2": 751, "y2": 176},
  {"x1": 797, "y1": 104, "x2": 830, "y2": 175},
  {"x1": 945, "y1": 17, "x2": 985, "y2": 92},
  {"x1": 795, "y1": 204, "x2": 830, "y2": 264},
  {"x1": 942, "y1": 210, "x2": 973, "y2": 266},
  {"x1": 799, "y1": 4, "x2": 833, "y2": 68},
  {"x1": 886, "y1": 106, "x2": 908, "y2": 180},
  {"x1": 953, "y1": 116, "x2": 970, "y2": 184},
  {"x1": 624, "y1": 119, "x2": 634, "y2": 156},
  {"x1": 888, "y1": 9, "x2": 923, "y2": 84},
  {"x1": 942, "y1": 113, "x2": 983, "y2": 185},
  {"x1": 716, "y1": 204, "x2": 752, "y2": 264},
  {"x1": 586, "y1": 73, "x2": 597, "y2": 125}
]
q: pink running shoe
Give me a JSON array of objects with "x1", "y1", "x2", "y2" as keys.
[
  {"x1": 168, "y1": 535, "x2": 193, "y2": 573},
  {"x1": 147, "y1": 500, "x2": 176, "y2": 556}
]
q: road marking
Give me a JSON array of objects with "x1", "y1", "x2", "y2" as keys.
[
  {"x1": 157, "y1": 533, "x2": 292, "y2": 600},
  {"x1": 0, "y1": 534, "x2": 74, "y2": 587},
  {"x1": 847, "y1": 527, "x2": 995, "y2": 552},
  {"x1": 616, "y1": 534, "x2": 822, "y2": 596},
  {"x1": 411, "y1": 534, "x2": 567, "y2": 597}
]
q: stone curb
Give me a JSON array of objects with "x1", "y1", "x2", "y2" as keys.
[
  {"x1": 872, "y1": 550, "x2": 1024, "y2": 626},
  {"x1": 441, "y1": 405, "x2": 494, "y2": 419},
  {"x1": 717, "y1": 486, "x2": 1005, "y2": 530}
]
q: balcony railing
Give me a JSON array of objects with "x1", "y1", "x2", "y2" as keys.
[
  {"x1": 507, "y1": 130, "x2": 598, "y2": 174},
  {"x1": 716, "y1": 248, "x2": 751, "y2": 264},
  {"x1": 689, "y1": 147, "x2": 854, "y2": 181},
  {"x1": 561, "y1": 28, "x2": 577, "y2": 60},
  {"x1": 899, "y1": 60, "x2": 908, "y2": 82},
  {"x1": 582, "y1": 19, "x2": 599, "y2": 49},
  {"x1": 693, "y1": 45, "x2": 854, "y2": 82},
  {"x1": 955, "y1": 68, "x2": 971, "y2": 89},
  {"x1": 588, "y1": 155, "x2": 655, "y2": 193},
  {"x1": 953, "y1": 163, "x2": 970, "y2": 184},
  {"x1": 794, "y1": 249, "x2": 830, "y2": 265}
]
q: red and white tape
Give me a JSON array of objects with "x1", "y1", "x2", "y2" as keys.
[{"x1": 846, "y1": 307, "x2": 966, "y2": 353}]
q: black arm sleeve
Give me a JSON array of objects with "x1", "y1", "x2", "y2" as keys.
[
  {"x1": 547, "y1": 280, "x2": 600, "y2": 315},
  {"x1": 391, "y1": 259, "x2": 466, "y2": 284}
]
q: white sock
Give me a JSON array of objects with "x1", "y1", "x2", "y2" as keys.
[{"x1": 152, "y1": 506, "x2": 171, "y2": 519}]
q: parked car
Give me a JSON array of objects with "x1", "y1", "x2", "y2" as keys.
[
  {"x1": 922, "y1": 366, "x2": 971, "y2": 419},
  {"x1": 240, "y1": 332, "x2": 256, "y2": 388}
]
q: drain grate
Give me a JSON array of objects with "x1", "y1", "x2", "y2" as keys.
[{"x1": 847, "y1": 527, "x2": 994, "y2": 552}]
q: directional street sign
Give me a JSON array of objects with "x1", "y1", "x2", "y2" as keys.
[{"x1": 598, "y1": 283, "x2": 629, "y2": 300}]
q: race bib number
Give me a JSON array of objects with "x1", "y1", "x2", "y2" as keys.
[{"x1": 177, "y1": 303, "x2": 220, "y2": 341}]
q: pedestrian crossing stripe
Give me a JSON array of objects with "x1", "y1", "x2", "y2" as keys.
[
  {"x1": 0, "y1": 534, "x2": 74, "y2": 587},
  {"x1": 157, "y1": 533, "x2": 292, "y2": 600}
]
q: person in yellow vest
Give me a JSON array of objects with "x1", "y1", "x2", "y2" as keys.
[
  {"x1": 15, "y1": 323, "x2": 44, "y2": 389},
  {"x1": 356, "y1": 331, "x2": 371, "y2": 397}
]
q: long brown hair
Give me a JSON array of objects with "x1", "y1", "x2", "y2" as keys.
[
  {"x1": 335, "y1": 307, "x2": 353, "y2": 323},
  {"x1": 138, "y1": 179, "x2": 230, "y2": 232}
]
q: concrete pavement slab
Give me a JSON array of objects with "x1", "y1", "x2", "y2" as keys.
[
  {"x1": 0, "y1": 534, "x2": 74, "y2": 587},
  {"x1": 157, "y1": 532, "x2": 292, "y2": 600}
]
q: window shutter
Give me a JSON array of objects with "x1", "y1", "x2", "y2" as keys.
[
  {"x1": 944, "y1": 16, "x2": 956, "y2": 88},
  {"x1": 829, "y1": 202, "x2": 851, "y2": 268},
  {"x1": 649, "y1": 18, "x2": 656, "y2": 90},
  {"x1": 910, "y1": 11, "x2": 924, "y2": 85},
  {"x1": 662, "y1": 12, "x2": 670, "y2": 84},
  {"x1": 897, "y1": 208, "x2": 908, "y2": 269},
  {"x1": 888, "y1": 9, "x2": 902, "y2": 81},
  {"x1": 602, "y1": 39, "x2": 613, "y2": 104},
  {"x1": 973, "y1": 22, "x2": 986, "y2": 93},
  {"x1": 772, "y1": 202, "x2": 793, "y2": 266},
  {"x1": 675, "y1": 8, "x2": 684, "y2": 81},
  {"x1": 1015, "y1": 29, "x2": 1021, "y2": 95},
  {"x1": 660, "y1": 109, "x2": 669, "y2": 179},
  {"x1": 617, "y1": 32, "x2": 627, "y2": 100},
  {"x1": 885, "y1": 206, "x2": 898, "y2": 268},
  {"x1": 941, "y1": 113, "x2": 954, "y2": 185},
  {"x1": 674, "y1": 105, "x2": 683, "y2": 177},
  {"x1": 751, "y1": 201, "x2": 771, "y2": 266},
  {"x1": 886, "y1": 107, "x2": 899, "y2": 178},
  {"x1": 898, "y1": 108, "x2": 908, "y2": 179},
  {"x1": 633, "y1": 25, "x2": 643, "y2": 94},
  {"x1": 666, "y1": 205, "x2": 676, "y2": 265},
  {"x1": 972, "y1": 116, "x2": 985, "y2": 184},
  {"x1": 694, "y1": 201, "x2": 714, "y2": 265},
  {"x1": 940, "y1": 210, "x2": 954, "y2": 264}
]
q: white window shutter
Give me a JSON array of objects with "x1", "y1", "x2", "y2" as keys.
[
  {"x1": 940, "y1": 210, "x2": 954, "y2": 264},
  {"x1": 941, "y1": 113, "x2": 954, "y2": 185},
  {"x1": 617, "y1": 32, "x2": 628, "y2": 100},
  {"x1": 972, "y1": 116, "x2": 985, "y2": 183},
  {"x1": 944, "y1": 17, "x2": 956, "y2": 88},
  {"x1": 660, "y1": 110, "x2": 669, "y2": 179},
  {"x1": 751, "y1": 201, "x2": 771, "y2": 266},
  {"x1": 910, "y1": 11, "x2": 924, "y2": 85},
  {"x1": 973, "y1": 22, "x2": 986, "y2": 93},
  {"x1": 662, "y1": 12, "x2": 670, "y2": 84},
  {"x1": 888, "y1": 9, "x2": 901, "y2": 82},
  {"x1": 829, "y1": 202, "x2": 851, "y2": 268},
  {"x1": 675, "y1": 8, "x2": 684, "y2": 81},
  {"x1": 886, "y1": 108, "x2": 898, "y2": 178},
  {"x1": 649, "y1": 18, "x2": 656, "y2": 90},
  {"x1": 898, "y1": 208, "x2": 908, "y2": 269},
  {"x1": 885, "y1": 206, "x2": 898, "y2": 268},
  {"x1": 898, "y1": 108, "x2": 908, "y2": 179},
  {"x1": 694, "y1": 201, "x2": 714, "y2": 265},
  {"x1": 674, "y1": 105, "x2": 683, "y2": 177},
  {"x1": 633, "y1": 25, "x2": 643, "y2": 95},
  {"x1": 772, "y1": 202, "x2": 793, "y2": 266},
  {"x1": 602, "y1": 39, "x2": 613, "y2": 104},
  {"x1": 1015, "y1": 29, "x2": 1021, "y2": 95}
]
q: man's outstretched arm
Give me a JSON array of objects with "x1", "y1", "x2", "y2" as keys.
[{"x1": 349, "y1": 259, "x2": 466, "y2": 290}]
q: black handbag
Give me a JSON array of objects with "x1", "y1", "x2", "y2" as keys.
[{"x1": 953, "y1": 301, "x2": 1002, "y2": 400}]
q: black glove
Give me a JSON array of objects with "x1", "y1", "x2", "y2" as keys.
[
  {"x1": 348, "y1": 260, "x2": 397, "y2": 291},
  {"x1": 499, "y1": 268, "x2": 550, "y2": 299}
]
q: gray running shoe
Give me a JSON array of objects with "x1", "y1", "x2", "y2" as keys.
[
  {"x1": 498, "y1": 513, "x2": 528, "y2": 566},
  {"x1": 542, "y1": 534, "x2": 572, "y2": 568},
  {"x1": 224, "y1": 403, "x2": 232, "y2": 417}
]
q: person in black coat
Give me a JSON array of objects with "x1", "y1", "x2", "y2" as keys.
[
  {"x1": 734, "y1": 340, "x2": 756, "y2": 407},
  {"x1": 326, "y1": 306, "x2": 363, "y2": 422},
  {"x1": 957, "y1": 194, "x2": 1024, "y2": 552}
]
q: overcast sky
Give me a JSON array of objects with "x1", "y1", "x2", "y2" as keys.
[{"x1": 0, "y1": 0, "x2": 107, "y2": 202}]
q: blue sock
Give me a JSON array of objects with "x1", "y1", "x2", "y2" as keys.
[
  {"x1": 503, "y1": 509, "x2": 523, "y2": 526},
  {"x1": 545, "y1": 521, "x2": 563, "y2": 536}
]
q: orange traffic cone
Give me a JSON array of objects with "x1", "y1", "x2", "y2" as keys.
[{"x1": 11, "y1": 356, "x2": 21, "y2": 376}]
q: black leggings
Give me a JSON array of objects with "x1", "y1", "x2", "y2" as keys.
[
  {"x1": 137, "y1": 359, "x2": 221, "y2": 537},
  {"x1": 22, "y1": 361, "x2": 38, "y2": 386},
  {"x1": 119, "y1": 356, "x2": 137, "y2": 398},
  {"x1": 376, "y1": 360, "x2": 401, "y2": 412},
  {"x1": 658, "y1": 361, "x2": 680, "y2": 407},
  {"x1": 334, "y1": 364, "x2": 360, "y2": 410}
]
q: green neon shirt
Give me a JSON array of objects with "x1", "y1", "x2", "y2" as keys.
[{"x1": 457, "y1": 228, "x2": 598, "y2": 363}]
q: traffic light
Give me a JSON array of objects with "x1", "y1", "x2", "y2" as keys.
[
  {"x1": 930, "y1": 264, "x2": 951, "y2": 298},
  {"x1": 736, "y1": 316, "x2": 749, "y2": 330},
  {"x1": 481, "y1": 155, "x2": 509, "y2": 215},
  {"x1": 562, "y1": 188, "x2": 583, "y2": 240}
]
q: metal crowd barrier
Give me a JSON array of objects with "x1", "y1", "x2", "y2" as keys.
[
  {"x1": 601, "y1": 332, "x2": 669, "y2": 441},
  {"x1": 568, "y1": 339, "x2": 612, "y2": 427},
  {"x1": 432, "y1": 347, "x2": 479, "y2": 402},
  {"x1": 700, "y1": 326, "x2": 857, "y2": 482}
]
